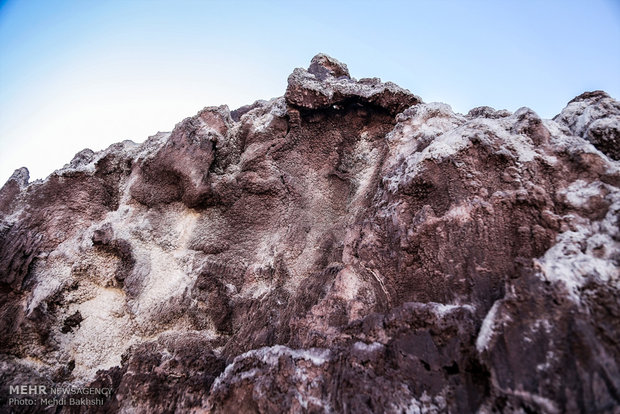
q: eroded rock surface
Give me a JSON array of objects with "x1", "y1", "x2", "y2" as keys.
[{"x1": 1, "y1": 55, "x2": 619, "y2": 413}]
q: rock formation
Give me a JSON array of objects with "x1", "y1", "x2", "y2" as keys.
[{"x1": 1, "y1": 54, "x2": 619, "y2": 413}]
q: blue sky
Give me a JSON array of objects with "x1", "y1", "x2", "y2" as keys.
[{"x1": 1, "y1": 0, "x2": 619, "y2": 184}]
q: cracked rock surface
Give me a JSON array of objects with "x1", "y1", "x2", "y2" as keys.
[{"x1": 1, "y1": 55, "x2": 619, "y2": 413}]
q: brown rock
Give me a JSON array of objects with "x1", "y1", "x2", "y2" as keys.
[{"x1": 0, "y1": 55, "x2": 619, "y2": 413}]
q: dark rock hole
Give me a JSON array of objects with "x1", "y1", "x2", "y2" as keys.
[
  {"x1": 61, "y1": 311, "x2": 83, "y2": 334},
  {"x1": 443, "y1": 361, "x2": 460, "y2": 375}
]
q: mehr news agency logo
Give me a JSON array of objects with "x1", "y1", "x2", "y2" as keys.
[{"x1": 7, "y1": 384, "x2": 113, "y2": 407}]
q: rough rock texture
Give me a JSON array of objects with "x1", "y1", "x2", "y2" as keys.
[
  {"x1": 1, "y1": 55, "x2": 619, "y2": 413},
  {"x1": 554, "y1": 90, "x2": 620, "y2": 160}
]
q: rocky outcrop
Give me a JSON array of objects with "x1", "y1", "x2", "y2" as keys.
[
  {"x1": 0, "y1": 55, "x2": 619, "y2": 413},
  {"x1": 285, "y1": 54, "x2": 421, "y2": 115},
  {"x1": 554, "y1": 90, "x2": 620, "y2": 160}
]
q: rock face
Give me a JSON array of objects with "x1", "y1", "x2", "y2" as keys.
[{"x1": 0, "y1": 55, "x2": 619, "y2": 413}]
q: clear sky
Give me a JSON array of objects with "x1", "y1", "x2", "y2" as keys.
[{"x1": 1, "y1": 0, "x2": 619, "y2": 185}]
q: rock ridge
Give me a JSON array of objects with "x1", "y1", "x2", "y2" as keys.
[{"x1": 0, "y1": 54, "x2": 619, "y2": 413}]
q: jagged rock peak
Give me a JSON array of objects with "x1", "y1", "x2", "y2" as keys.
[
  {"x1": 6, "y1": 167, "x2": 29, "y2": 187},
  {"x1": 285, "y1": 53, "x2": 422, "y2": 115},
  {"x1": 567, "y1": 89, "x2": 610, "y2": 104},
  {"x1": 555, "y1": 89, "x2": 620, "y2": 160},
  {"x1": 307, "y1": 53, "x2": 350, "y2": 80},
  {"x1": 0, "y1": 167, "x2": 29, "y2": 215}
]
